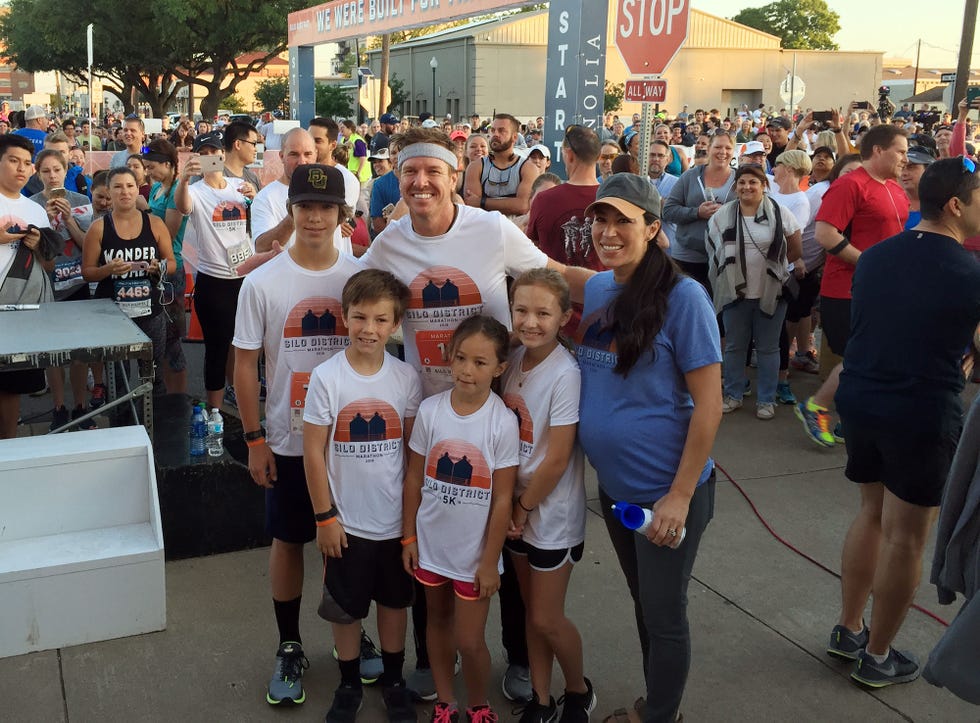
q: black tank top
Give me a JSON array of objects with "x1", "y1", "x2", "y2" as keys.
[{"x1": 94, "y1": 210, "x2": 162, "y2": 319}]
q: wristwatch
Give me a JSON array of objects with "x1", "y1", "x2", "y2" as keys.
[{"x1": 243, "y1": 428, "x2": 265, "y2": 442}]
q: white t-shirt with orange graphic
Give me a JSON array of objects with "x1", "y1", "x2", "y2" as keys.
[
  {"x1": 362, "y1": 204, "x2": 548, "y2": 397},
  {"x1": 408, "y1": 390, "x2": 519, "y2": 582},
  {"x1": 183, "y1": 177, "x2": 252, "y2": 278},
  {"x1": 501, "y1": 344, "x2": 586, "y2": 550},
  {"x1": 304, "y1": 350, "x2": 423, "y2": 540},
  {"x1": 0, "y1": 193, "x2": 50, "y2": 283},
  {"x1": 233, "y1": 250, "x2": 363, "y2": 456}
]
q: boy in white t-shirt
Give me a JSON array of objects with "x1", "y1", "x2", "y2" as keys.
[
  {"x1": 232, "y1": 164, "x2": 367, "y2": 708},
  {"x1": 303, "y1": 269, "x2": 422, "y2": 723}
]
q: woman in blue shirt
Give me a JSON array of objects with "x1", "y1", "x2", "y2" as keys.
[{"x1": 576, "y1": 173, "x2": 722, "y2": 723}]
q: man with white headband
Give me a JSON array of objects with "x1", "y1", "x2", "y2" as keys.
[{"x1": 360, "y1": 126, "x2": 593, "y2": 704}]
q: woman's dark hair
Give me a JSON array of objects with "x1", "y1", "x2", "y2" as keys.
[
  {"x1": 734, "y1": 163, "x2": 769, "y2": 188},
  {"x1": 146, "y1": 138, "x2": 179, "y2": 175},
  {"x1": 828, "y1": 153, "x2": 861, "y2": 183},
  {"x1": 449, "y1": 314, "x2": 510, "y2": 364},
  {"x1": 609, "y1": 215, "x2": 679, "y2": 377},
  {"x1": 106, "y1": 166, "x2": 138, "y2": 186}
]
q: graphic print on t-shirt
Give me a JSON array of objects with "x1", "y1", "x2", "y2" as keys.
[
  {"x1": 333, "y1": 398, "x2": 404, "y2": 462},
  {"x1": 0, "y1": 213, "x2": 31, "y2": 254},
  {"x1": 502, "y1": 393, "x2": 534, "y2": 458},
  {"x1": 574, "y1": 306, "x2": 619, "y2": 371},
  {"x1": 423, "y1": 440, "x2": 492, "y2": 509},
  {"x1": 210, "y1": 200, "x2": 247, "y2": 226}
]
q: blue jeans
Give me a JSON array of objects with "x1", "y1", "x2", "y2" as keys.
[{"x1": 722, "y1": 299, "x2": 787, "y2": 404}]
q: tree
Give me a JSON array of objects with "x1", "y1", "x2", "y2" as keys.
[
  {"x1": 315, "y1": 83, "x2": 355, "y2": 119},
  {"x1": 254, "y1": 77, "x2": 290, "y2": 115},
  {"x1": 222, "y1": 95, "x2": 248, "y2": 113},
  {"x1": 388, "y1": 75, "x2": 410, "y2": 114},
  {"x1": 733, "y1": 0, "x2": 840, "y2": 50},
  {"x1": 604, "y1": 81, "x2": 624, "y2": 113}
]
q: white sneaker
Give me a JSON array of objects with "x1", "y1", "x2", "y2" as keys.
[
  {"x1": 722, "y1": 396, "x2": 743, "y2": 413},
  {"x1": 756, "y1": 403, "x2": 776, "y2": 420}
]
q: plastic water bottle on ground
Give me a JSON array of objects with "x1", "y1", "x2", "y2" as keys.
[
  {"x1": 611, "y1": 501, "x2": 686, "y2": 544},
  {"x1": 207, "y1": 408, "x2": 224, "y2": 457},
  {"x1": 190, "y1": 404, "x2": 206, "y2": 457}
]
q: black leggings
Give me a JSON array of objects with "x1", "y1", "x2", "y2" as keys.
[{"x1": 193, "y1": 272, "x2": 244, "y2": 392}]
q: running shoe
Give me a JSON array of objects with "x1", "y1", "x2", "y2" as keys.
[
  {"x1": 407, "y1": 666, "x2": 437, "y2": 702},
  {"x1": 795, "y1": 398, "x2": 835, "y2": 447},
  {"x1": 266, "y1": 641, "x2": 309, "y2": 705},
  {"x1": 790, "y1": 350, "x2": 820, "y2": 374},
  {"x1": 827, "y1": 624, "x2": 869, "y2": 661},
  {"x1": 50, "y1": 405, "x2": 69, "y2": 432},
  {"x1": 502, "y1": 663, "x2": 532, "y2": 703},
  {"x1": 325, "y1": 683, "x2": 363, "y2": 723},
  {"x1": 223, "y1": 384, "x2": 238, "y2": 409},
  {"x1": 557, "y1": 677, "x2": 597, "y2": 722},
  {"x1": 851, "y1": 648, "x2": 921, "y2": 688},
  {"x1": 467, "y1": 704, "x2": 499, "y2": 723},
  {"x1": 431, "y1": 702, "x2": 460, "y2": 723},
  {"x1": 29, "y1": 383, "x2": 50, "y2": 397},
  {"x1": 833, "y1": 421, "x2": 845, "y2": 444},
  {"x1": 382, "y1": 681, "x2": 417, "y2": 723},
  {"x1": 331, "y1": 629, "x2": 383, "y2": 685},
  {"x1": 89, "y1": 383, "x2": 108, "y2": 410},
  {"x1": 72, "y1": 405, "x2": 97, "y2": 430},
  {"x1": 756, "y1": 403, "x2": 776, "y2": 420},
  {"x1": 722, "y1": 396, "x2": 743, "y2": 414},
  {"x1": 776, "y1": 382, "x2": 797, "y2": 405},
  {"x1": 515, "y1": 692, "x2": 557, "y2": 723}
]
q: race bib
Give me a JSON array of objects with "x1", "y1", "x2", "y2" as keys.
[
  {"x1": 113, "y1": 277, "x2": 152, "y2": 318},
  {"x1": 289, "y1": 371, "x2": 312, "y2": 434},
  {"x1": 53, "y1": 257, "x2": 83, "y2": 292},
  {"x1": 226, "y1": 238, "x2": 254, "y2": 274}
]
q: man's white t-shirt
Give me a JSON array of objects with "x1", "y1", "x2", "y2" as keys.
[
  {"x1": 361, "y1": 205, "x2": 548, "y2": 396},
  {"x1": 233, "y1": 250, "x2": 363, "y2": 456},
  {"x1": 250, "y1": 171, "x2": 356, "y2": 255},
  {"x1": 183, "y1": 177, "x2": 251, "y2": 279},
  {"x1": 0, "y1": 193, "x2": 51, "y2": 282},
  {"x1": 409, "y1": 390, "x2": 519, "y2": 582},
  {"x1": 501, "y1": 344, "x2": 586, "y2": 549},
  {"x1": 304, "y1": 351, "x2": 423, "y2": 540}
]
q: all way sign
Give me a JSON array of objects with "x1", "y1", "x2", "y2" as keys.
[{"x1": 625, "y1": 79, "x2": 667, "y2": 103}]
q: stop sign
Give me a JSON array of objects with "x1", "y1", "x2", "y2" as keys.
[{"x1": 615, "y1": 0, "x2": 690, "y2": 76}]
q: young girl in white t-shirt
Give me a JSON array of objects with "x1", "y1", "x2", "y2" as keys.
[
  {"x1": 500, "y1": 269, "x2": 595, "y2": 721},
  {"x1": 402, "y1": 315, "x2": 519, "y2": 723}
]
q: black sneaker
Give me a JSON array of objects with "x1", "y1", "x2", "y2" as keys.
[
  {"x1": 72, "y1": 405, "x2": 97, "y2": 430},
  {"x1": 515, "y1": 692, "x2": 558, "y2": 723},
  {"x1": 557, "y1": 677, "x2": 596, "y2": 723},
  {"x1": 50, "y1": 405, "x2": 69, "y2": 432},
  {"x1": 827, "y1": 624, "x2": 869, "y2": 661},
  {"x1": 382, "y1": 680, "x2": 416, "y2": 723},
  {"x1": 266, "y1": 641, "x2": 309, "y2": 705},
  {"x1": 325, "y1": 682, "x2": 363, "y2": 723},
  {"x1": 851, "y1": 648, "x2": 921, "y2": 688}
]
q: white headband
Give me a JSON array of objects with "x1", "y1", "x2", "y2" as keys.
[{"x1": 397, "y1": 142, "x2": 458, "y2": 170}]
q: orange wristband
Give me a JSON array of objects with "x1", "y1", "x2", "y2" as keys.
[
  {"x1": 400, "y1": 536, "x2": 417, "y2": 546},
  {"x1": 315, "y1": 517, "x2": 338, "y2": 527},
  {"x1": 245, "y1": 437, "x2": 266, "y2": 448}
]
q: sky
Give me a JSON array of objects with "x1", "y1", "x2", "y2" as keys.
[{"x1": 692, "y1": 0, "x2": 974, "y2": 69}]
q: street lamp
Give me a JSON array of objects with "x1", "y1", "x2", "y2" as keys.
[{"x1": 429, "y1": 57, "x2": 438, "y2": 117}]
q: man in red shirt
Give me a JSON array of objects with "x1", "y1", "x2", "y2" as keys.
[{"x1": 796, "y1": 124, "x2": 909, "y2": 446}]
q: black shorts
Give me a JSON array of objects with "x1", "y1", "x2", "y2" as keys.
[
  {"x1": 819, "y1": 296, "x2": 851, "y2": 356},
  {"x1": 842, "y1": 420, "x2": 959, "y2": 507},
  {"x1": 59, "y1": 284, "x2": 91, "y2": 302},
  {"x1": 319, "y1": 534, "x2": 415, "y2": 622},
  {"x1": 505, "y1": 538, "x2": 585, "y2": 572},
  {"x1": 785, "y1": 268, "x2": 822, "y2": 323},
  {"x1": 0, "y1": 368, "x2": 46, "y2": 395},
  {"x1": 265, "y1": 454, "x2": 315, "y2": 544}
]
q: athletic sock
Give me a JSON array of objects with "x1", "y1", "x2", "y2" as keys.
[
  {"x1": 868, "y1": 650, "x2": 890, "y2": 664},
  {"x1": 273, "y1": 596, "x2": 302, "y2": 646},
  {"x1": 381, "y1": 649, "x2": 406, "y2": 687},
  {"x1": 339, "y1": 656, "x2": 362, "y2": 688}
]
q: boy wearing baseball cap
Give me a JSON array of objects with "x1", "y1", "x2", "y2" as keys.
[{"x1": 233, "y1": 164, "x2": 364, "y2": 708}]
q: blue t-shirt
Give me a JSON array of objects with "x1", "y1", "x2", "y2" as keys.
[
  {"x1": 12, "y1": 128, "x2": 45, "y2": 159},
  {"x1": 905, "y1": 209, "x2": 922, "y2": 230},
  {"x1": 369, "y1": 171, "x2": 401, "y2": 219},
  {"x1": 576, "y1": 273, "x2": 721, "y2": 504}
]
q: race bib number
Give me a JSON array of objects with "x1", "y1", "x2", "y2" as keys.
[
  {"x1": 289, "y1": 371, "x2": 312, "y2": 434},
  {"x1": 113, "y1": 278, "x2": 152, "y2": 318},
  {"x1": 53, "y1": 257, "x2": 83, "y2": 292},
  {"x1": 226, "y1": 239, "x2": 254, "y2": 274}
]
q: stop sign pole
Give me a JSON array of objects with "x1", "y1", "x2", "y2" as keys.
[{"x1": 615, "y1": 0, "x2": 690, "y2": 177}]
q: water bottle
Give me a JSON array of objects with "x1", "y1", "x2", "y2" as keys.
[
  {"x1": 207, "y1": 408, "x2": 224, "y2": 457},
  {"x1": 611, "y1": 502, "x2": 686, "y2": 544},
  {"x1": 190, "y1": 404, "x2": 206, "y2": 457}
]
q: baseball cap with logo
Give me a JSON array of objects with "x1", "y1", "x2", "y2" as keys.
[
  {"x1": 741, "y1": 141, "x2": 766, "y2": 156},
  {"x1": 24, "y1": 105, "x2": 47, "y2": 121},
  {"x1": 193, "y1": 131, "x2": 224, "y2": 152},
  {"x1": 288, "y1": 164, "x2": 347, "y2": 206},
  {"x1": 369, "y1": 148, "x2": 391, "y2": 161},
  {"x1": 379, "y1": 113, "x2": 399, "y2": 125}
]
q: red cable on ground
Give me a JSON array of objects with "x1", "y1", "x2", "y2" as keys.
[{"x1": 714, "y1": 462, "x2": 950, "y2": 628}]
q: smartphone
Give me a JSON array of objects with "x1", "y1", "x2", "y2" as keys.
[
  {"x1": 199, "y1": 155, "x2": 223, "y2": 173},
  {"x1": 130, "y1": 261, "x2": 150, "y2": 271},
  {"x1": 967, "y1": 86, "x2": 980, "y2": 106},
  {"x1": 854, "y1": 101, "x2": 871, "y2": 110},
  {"x1": 812, "y1": 111, "x2": 832, "y2": 122},
  {"x1": 49, "y1": 187, "x2": 67, "y2": 200},
  {"x1": 381, "y1": 203, "x2": 395, "y2": 217}
]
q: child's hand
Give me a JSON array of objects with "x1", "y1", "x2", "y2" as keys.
[
  {"x1": 402, "y1": 540, "x2": 419, "y2": 576},
  {"x1": 473, "y1": 563, "x2": 500, "y2": 600},
  {"x1": 508, "y1": 505, "x2": 527, "y2": 539},
  {"x1": 317, "y1": 521, "x2": 347, "y2": 558}
]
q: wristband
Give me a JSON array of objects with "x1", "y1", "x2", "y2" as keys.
[
  {"x1": 480, "y1": 196, "x2": 487, "y2": 210},
  {"x1": 315, "y1": 517, "x2": 338, "y2": 527},
  {"x1": 400, "y1": 536, "x2": 417, "y2": 546},
  {"x1": 243, "y1": 428, "x2": 265, "y2": 442},
  {"x1": 245, "y1": 437, "x2": 266, "y2": 448},
  {"x1": 828, "y1": 238, "x2": 850, "y2": 256},
  {"x1": 314, "y1": 506, "x2": 339, "y2": 523},
  {"x1": 517, "y1": 495, "x2": 535, "y2": 513}
]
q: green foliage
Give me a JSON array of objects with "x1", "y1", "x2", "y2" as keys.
[
  {"x1": 254, "y1": 77, "x2": 290, "y2": 115},
  {"x1": 733, "y1": 0, "x2": 840, "y2": 50},
  {"x1": 316, "y1": 83, "x2": 355, "y2": 119},
  {"x1": 604, "y1": 81, "x2": 624, "y2": 113},
  {"x1": 388, "y1": 75, "x2": 409, "y2": 113},
  {"x1": 222, "y1": 95, "x2": 248, "y2": 113}
]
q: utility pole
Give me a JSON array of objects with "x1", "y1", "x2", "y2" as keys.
[
  {"x1": 379, "y1": 34, "x2": 391, "y2": 118},
  {"x1": 952, "y1": 0, "x2": 978, "y2": 109},
  {"x1": 912, "y1": 39, "x2": 921, "y2": 98}
]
